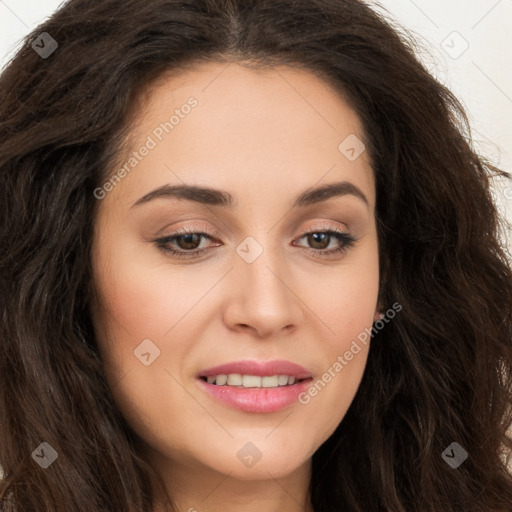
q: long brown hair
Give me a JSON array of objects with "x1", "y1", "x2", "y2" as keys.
[{"x1": 1, "y1": 0, "x2": 512, "y2": 510}]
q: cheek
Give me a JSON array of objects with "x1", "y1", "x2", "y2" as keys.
[
  {"x1": 91, "y1": 233, "x2": 174, "y2": 389},
  {"x1": 93, "y1": 243, "x2": 204, "y2": 344},
  {"x1": 91, "y1": 237, "x2": 223, "y2": 423},
  {"x1": 91, "y1": 247, "x2": 197, "y2": 442},
  {"x1": 305, "y1": 236, "x2": 380, "y2": 340},
  {"x1": 295, "y1": 329, "x2": 372, "y2": 447},
  {"x1": 294, "y1": 241, "x2": 379, "y2": 436}
]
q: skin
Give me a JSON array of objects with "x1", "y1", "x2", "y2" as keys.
[{"x1": 91, "y1": 61, "x2": 381, "y2": 512}]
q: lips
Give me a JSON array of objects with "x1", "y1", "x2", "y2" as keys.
[
  {"x1": 198, "y1": 360, "x2": 313, "y2": 380},
  {"x1": 197, "y1": 360, "x2": 314, "y2": 413}
]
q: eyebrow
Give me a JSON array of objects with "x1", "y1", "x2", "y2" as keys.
[{"x1": 131, "y1": 180, "x2": 369, "y2": 209}]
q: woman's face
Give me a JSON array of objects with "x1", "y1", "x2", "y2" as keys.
[{"x1": 91, "y1": 62, "x2": 380, "y2": 484}]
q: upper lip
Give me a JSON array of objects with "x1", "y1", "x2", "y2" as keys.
[{"x1": 198, "y1": 360, "x2": 313, "y2": 380}]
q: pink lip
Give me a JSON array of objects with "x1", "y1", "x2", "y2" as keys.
[
  {"x1": 198, "y1": 359, "x2": 312, "y2": 379},
  {"x1": 197, "y1": 359, "x2": 313, "y2": 413}
]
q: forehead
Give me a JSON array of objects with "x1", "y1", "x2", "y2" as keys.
[{"x1": 104, "y1": 62, "x2": 375, "y2": 211}]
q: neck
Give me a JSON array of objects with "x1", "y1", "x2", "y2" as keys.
[{"x1": 150, "y1": 452, "x2": 313, "y2": 512}]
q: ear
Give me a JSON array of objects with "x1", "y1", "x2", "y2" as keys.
[{"x1": 374, "y1": 301, "x2": 385, "y2": 322}]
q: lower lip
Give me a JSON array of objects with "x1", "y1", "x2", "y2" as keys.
[{"x1": 197, "y1": 378, "x2": 313, "y2": 413}]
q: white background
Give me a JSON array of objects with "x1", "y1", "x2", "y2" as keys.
[{"x1": 1, "y1": 0, "x2": 512, "y2": 249}]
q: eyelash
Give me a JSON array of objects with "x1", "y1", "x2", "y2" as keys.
[{"x1": 154, "y1": 225, "x2": 358, "y2": 260}]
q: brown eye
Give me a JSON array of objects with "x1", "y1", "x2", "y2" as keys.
[
  {"x1": 154, "y1": 227, "x2": 357, "y2": 260},
  {"x1": 294, "y1": 229, "x2": 357, "y2": 257},
  {"x1": 154, "y1": 230, "x2": 219, "y2": 259},
  {"x1": 306, "y1": 232, "x2": 331, "y2": 250},
  {"x1": 175, "y1": 233, "x2": 203, "y2": 250}
]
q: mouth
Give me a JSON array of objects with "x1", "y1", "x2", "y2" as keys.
[
  {"x1": 199, "y1": 374, "x2": 307, "y2": 388},
  {"x1": 196, "y1": 360, "x2": 314, "y2": 413}
]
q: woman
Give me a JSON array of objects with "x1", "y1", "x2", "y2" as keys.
[{"x1": 1, "y1": 0, "x2": 511, "y2": 510}]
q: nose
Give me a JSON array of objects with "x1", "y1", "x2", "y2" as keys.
[{"x1": 222, "y1": 243, "x2": 304, "y2": 338}]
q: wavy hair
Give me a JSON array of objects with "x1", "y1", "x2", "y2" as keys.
[{"x1": 1, "y1": 0, "x2": 512, "y2": 510}]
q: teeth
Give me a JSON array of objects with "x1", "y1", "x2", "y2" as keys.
[
  {"x1": 262, "y1": 376, "x2": 278, "y2": 387},
  {"x1": 227, "y1": 374, "x2": 242, "y2": 386},
  {"x1": 204, "y1": 374, "x2": 301, "y2": 388},
  {"x1": 215, "y1": 374, "x2": 227, "y2": 386},
  {"x1": 242, "y1": 375, "x2": 261, "y2": 387}
]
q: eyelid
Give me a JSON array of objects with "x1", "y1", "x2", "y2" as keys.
[
  {"x1": 159, "y1": 220, "x2": 349, "y2": 240},
  {"x1": 154, "y1": 220, "x2": 357, "y2": 260},
  {"x1": 298, "y1": 221, "x2": 348, "y2": 235},
  {"x1": 158, "y1": 223, "x2": 221, "y2": 239}
]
